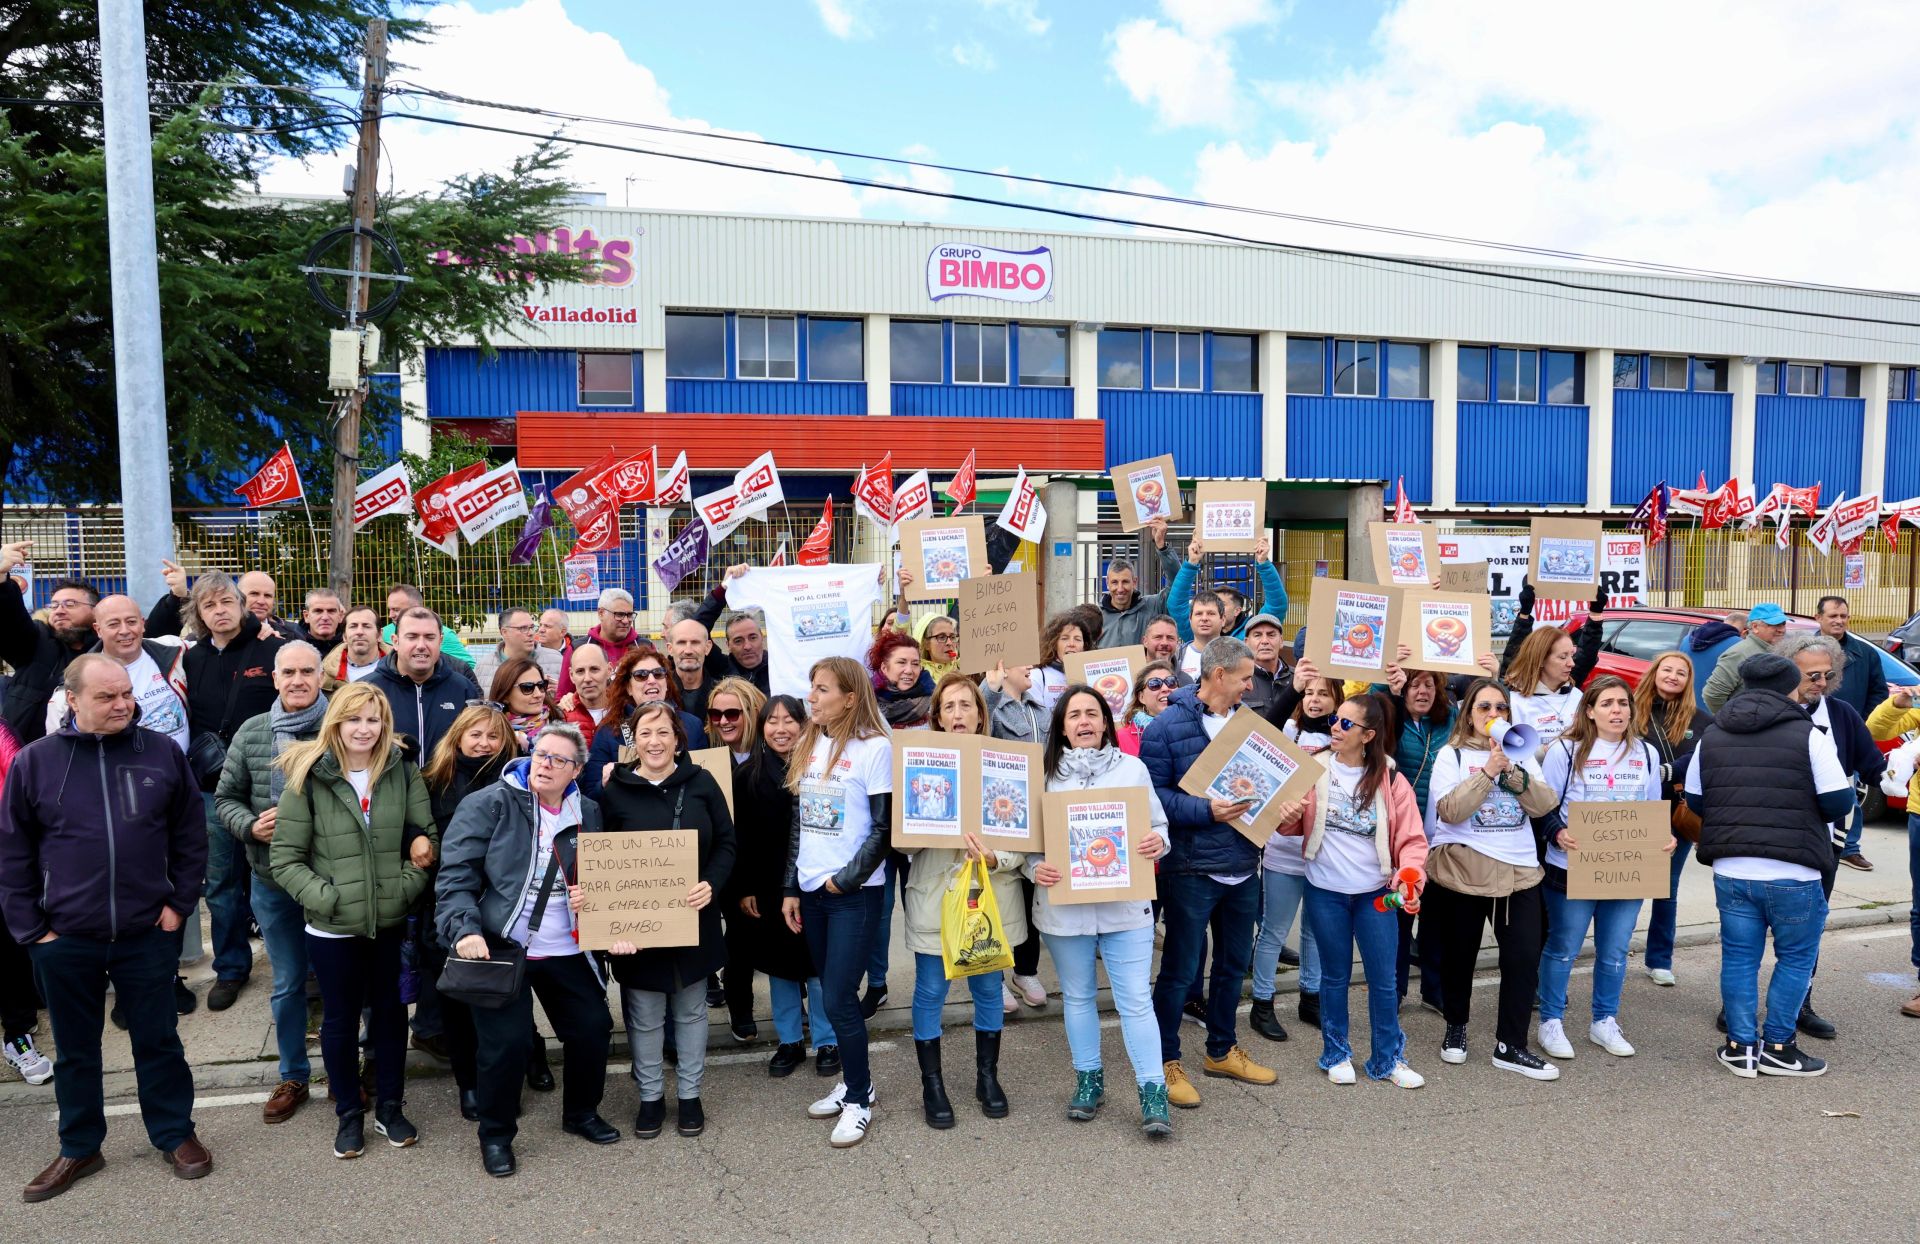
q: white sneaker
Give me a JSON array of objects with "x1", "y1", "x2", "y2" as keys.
[
  {"x1": 1388, "y1": 1061, "x2": 1425, "y2": 1089},
  {"x1": 1002, "y1": 981, "x2": 1020, "y2": 1014},
  {"x1": 1011, "y1": 974, "x2": 1048, "y2": 1008},
  {"x1": 1589, "y1": 1016, "x2": 1636, "y2": 1057},
  {"x1": 808, "y1": 1083, "x2": 847, "y2": 1119},
  {"x1": 1537, "y1": 1018, "x2": 1575, "y2": 1061},
  {"x1": 1325, "y1": 1060, "x2": 1356, "y2": 1085},
  {"x1": 829, "y1": 1101, "x2": 872, "y2": 1148},
  {"x1": 1645, "y1": 967, "x2": 1675, "y2": 987},
  {"x1": 3, "y1": 1035, "x2": 53, "y2": 1085}
]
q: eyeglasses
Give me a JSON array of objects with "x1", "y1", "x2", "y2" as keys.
[
  {"x1": 514, "y1": 680, "x2": 549, "y2": 695},
  {"x1": 530, "y1": 749, "x2": 580, "y2": 769},
  {"x1": 707, "y1": 707, "x2": 744, "y2": 723},
  {"x1": 1332, "y1": 716, "x2": 1369, "y2": 733},
  {"x1": 602, "y1": 610, "x2": 635, "y2": 622},
  {"x1": 631, "y1": 668, "x2": 667, "y2": 682},
  {"x1": 48, "y1": 598, "x2": 90, "y2": 613},
  {"x1": 502, "y1": 623, "x2": 537, "y2": 634},
  {"x1": 1141, "y1": 677, "x2": 1176, "y2": 691},
  {"x1": 927, "y1": 631, "x2": 957, "y2": 644},
  {"x1": 1803, "y1": 670, "x2": 1835, "y2": 684},
  {"x1": 464, "y1": 699, "x2": 507, "y2": 712}
]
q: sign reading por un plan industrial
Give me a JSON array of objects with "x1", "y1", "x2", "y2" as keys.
[{"x1": 926, "y1": 242, "x2": 1054, "y2": 303}]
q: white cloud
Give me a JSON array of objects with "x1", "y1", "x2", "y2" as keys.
[
  {"x1": 976, "y1": 0, "x2": 1050, "y2": 36},
  {"x1": 812, "y1": 0, "x2": 867, "y2": 39},
  {"x1": 1105, "y1": 0, "x2": 1283, "y2": 130},
  {"x1": 950, "y1": 39, "x2": 996, "y2": 71},
  {"x1": 855, "y1": 144, "x2": 958, "y2": 218},
  {"x1": 1157, "y1": 0, "x2": 1279, "y2": 41}
]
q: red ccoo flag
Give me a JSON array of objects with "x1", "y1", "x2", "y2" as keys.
[
  {"x1": 799, "y1": 496, "x2": 834, "y2": 566},
  {"x1": 234, "y1": 443, "x2": 304, "y2": 507},
  {"x1": 1392, "y1": 476, "x2": 1416, "y2": 524},
  {"x1": 943, "y1": 449, "x2": 978, "y2": 510}
]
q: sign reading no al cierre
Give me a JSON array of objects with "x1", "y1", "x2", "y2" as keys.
[{"x1": 926, "y1": 242, "x2": 1054, "y2": 303}]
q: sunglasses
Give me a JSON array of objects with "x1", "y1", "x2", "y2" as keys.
[
  {"x1": 631, "y1": 668, "x2": 668, "y2": 681},
  {"x1": 707, "y1": 707, "x2": 744, "y2": 723},
  {"x1": 1141, "y1": 677, "x2": 1176, "y2": 691},
  {"x1": 1803, "y1": 670, "x2": 1835, "y2": 683},
  {"x1": 514, "y1": 680, "x2": 549, "y2": 695},
  {"x1": 1332, "y1": 715, "x2": 1369, "y2": 733}
]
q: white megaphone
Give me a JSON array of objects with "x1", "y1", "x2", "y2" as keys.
[{"x1": 1486, "y1": 717, "x2": 1540, "y2": 757}]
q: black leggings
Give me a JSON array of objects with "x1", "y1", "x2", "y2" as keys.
[{"x1": 1425, "y1": 880, "x2": 1544, "y2": 1052}]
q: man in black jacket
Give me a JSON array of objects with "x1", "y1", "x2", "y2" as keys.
[
  {"x1": 0, "y1": 540, "x2": 98, "y2": 744},
  {"x1": 1685, "y1": 653, "x2": 1856, "y2": 1080},
  {"x1": 367, "y1": 606, "x2": 480, "y2": 763}
]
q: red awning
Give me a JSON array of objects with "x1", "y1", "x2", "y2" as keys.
[{"x1": 515, "y1": 412, "x2": 1106, "y2": 473}]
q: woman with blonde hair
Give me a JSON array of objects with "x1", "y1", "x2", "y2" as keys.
[
  {"x1": 1497, "y1": 584, "x2": 1606, "y2": 755},
  {"x1": 707, "y1": 675, "x2": 766, "y2": 1041},
  {"x1": 706, "y1": 676, "x2": 766, "y2": 761},
  {"x1": 1632, "y1": 651, "x2": 1712, "y2": 987},
  {"x1": 271, "y1": 682, "x2": 436, "y2": 1160},
  {"x1": 780, "y1": 656, "x2": 893, "y2": 1148}
]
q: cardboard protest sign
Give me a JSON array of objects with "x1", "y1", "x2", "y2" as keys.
[
  {"x1": 1112, "y1": 455, "x2": 1182, "y2": 532},
  {"x1": 1178, "y1": 708, "x2": 1322, "y2": 848},
  {"x1": 1368, "y1": 522, "x2": 1442, "y2": 590},
  {"x1": 1305, "y1": 578, "x2": 1403, "y2": 684},
  {"x1": 1395, "y1": 589, "x2": 1492, "y2": 677},
  {"x1": 687, "y1": 746, "x2": 735, "y2": 818},
  {"x1": 899, "y1": 516, "x2": 988, "y2": 602},
  {"x1": 574, "y1": 830, "x2": 699, "y2": 951},
  {"x1": 1442, "y1": 533, "x2": 1644, "y2": 635},
  {"x1": 891, "y1": 734, "x2": 1045, "y2": 851},
  {"x1": 1040, "y1": 787, "x2": 1157, "y2": 905},
  {"x1": 1565, "y1": 801, "x2": 1671, "y2": 900},
  {"x1": 894, "y1": 737, "x2": 968, "y2": 848},
  {"x1": 1529, "y1": 517, "x2": 1605, "y2": 601},
  {"x1": 957, "y1": 573, "x2": 1042, "y2": 674},
  {"x1": 974, "y1": 738, "x2": 1045, "y2": 852},
  {"x1": 1193, "y1": 481, "x2": 1265, "y2": 553},
  {"x1": 1438, "y1": 560, "x2": 1488, "y2": 594},
  {"x1": 1065, "y1": 646, "x2": 1148, "y2": 720}
]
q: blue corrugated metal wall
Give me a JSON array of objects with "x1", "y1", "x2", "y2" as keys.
[
  {"x1": 890, "y1": 384, "x2": 1072, "y2": 418},
  {"x1": 1755, "y1": 395, "x2": 1864, "y2": 493},
  {"x1": 1286, "y1": 397, "x2": 1433, "y2": 502},
  {"x1": 668, "y1": 379, "x2": 867, "y2": 414},
  {"x1": 1101, "y1": 391, "x2": 1261, "y2": 476},
  {"x1": 425, "y1": 347, "x2": 643, "y2": 419},
  {"x1": 1610, "y1": 389, "x2": 1732, "y2": 505},
  {"x1": 1885, "y1": 400, "x2": 1920, "y2": 498},
  {"x1": 1456, "y1": 402, "x2": 1587, "y2": 504}
]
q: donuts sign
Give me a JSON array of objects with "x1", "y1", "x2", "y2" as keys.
[{"x1": 1394, "y1": 589, "x2": 1491, "y2": 677}]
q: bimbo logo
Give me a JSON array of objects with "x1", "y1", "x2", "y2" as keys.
[{"x1": 926, "y1": 243, "x2": 1053, "y2": 303}]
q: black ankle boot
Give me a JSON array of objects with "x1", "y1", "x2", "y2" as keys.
[
  {"x1": 974, "y1": 1029, "x2": 1009, "y2": 1119},
  {"x1": 914, "y1": 1038, "x2": 954, "y2": 1129}
]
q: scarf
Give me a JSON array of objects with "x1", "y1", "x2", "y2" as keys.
[
  {"x1": 268, "y1": 693, "x2": 329, "y2": 801},
  {"x1": 1129, "y1": 710, "x2": 1154, "y2": 730},
  {"x1": 1053, "y1": 743, "x2": 1125, "y2": 786}
]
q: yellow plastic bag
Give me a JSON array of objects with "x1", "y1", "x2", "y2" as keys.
[{"x1": 941, "y1": 855, "x2": 1014, "y2": 980}]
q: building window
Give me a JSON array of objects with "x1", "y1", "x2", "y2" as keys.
[
  {"x1": 1152, "y1": 330, "x2": 1202, "y2": 391},
  {"x1": 1543, "y1": 351, "x2": 1582, "y2": 405},
  {"x1": 1017, "y1": 324, "x2": 1070, "y2": 387},
  {"x1": 738, "y1": 313, "x2": 796, "y2": 381},
  {"x1": 1333, "y1": 339, "x2": 1378, "y2": 397},
  {"x1": 1785, "y1": 362, "x2": 1822, "y2": 397},
  {"x1": 1097, "y1": 329, "x2": 1143, "y2": 389},
  {"x1": 890, "y1": 320, "x2": 943, "y2": 384},
  {"x1": 1386, "y1": 342, "x2": 1429, "y2": 399},
  {"x1": 1693, "y1": 358, "x2": 1728, "y2": 392},
  {"x1": 1211, "y1": 334, "x2": 1256, "y2": 393},
  {"x1": 954, "y1": 322, "x2": 1008, "y2": 385},
  {"x1": 1496, "y1": 348, "x2": 1538, "y2": 403},
  {"x1": 1757, "y1": 360, "x2": 1778, "y2": 395},
  {"x1": 1648, "y1": 355, "x2": 1687, "y2": 390},
  {"x1": 1458, "y1": 346, "x2": 1490, "y2": 402},
  {"x1": 578, "y1": 352, "x2": 633, "y2": 406},
  {"x1": 1827, "y1": 364, "x2": 1860, "y2": 398},
  {"x1": 665, "y1": 312, "x2": 725, "y2": 379},
  {"x1": 1287, "y1": 337, "x2": 1325, "y2": 395},
  {"x1": 1612, "y1": 354, "x2": 1639, "y2": 389},
  {"x1": 1892, "y1": 367, "x2": 1913, "y2": 402},
  {"x1": 807, "y1": 318, "x2": 863, "y2": 382}
]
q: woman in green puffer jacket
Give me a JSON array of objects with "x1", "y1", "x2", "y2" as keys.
[{"x1": 271, "y1": 682, "x2": 435, "y2": 1161}]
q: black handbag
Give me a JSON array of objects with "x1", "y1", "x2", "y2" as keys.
[
  {"x1": 436, "y1": 852, "x2": 561, "y2": 1009},
  {"x1": 187, "y1": 731, "x2": 228, "y2": 790}
]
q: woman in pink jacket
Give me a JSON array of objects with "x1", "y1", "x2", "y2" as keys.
[{"x1": 1275, "y1": 692, "x2": 1428, "y2": 1089}]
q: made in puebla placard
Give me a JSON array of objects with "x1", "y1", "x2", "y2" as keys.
[
  {"x1": 1178, "y1": 707, "x2": 1323, "y2": 848},
  {"x1": 574, "y1": 830, "x2": 700, "y2": 951},
  {"x1": 1528, "y1": 517, "x2": 1606, "y2": 601},
  {"x1": 1192, "y1": 480, "x2": 1265, "y2": 553},
  {"x1": 1111, "y1": 454, "x2": 1183, "y2": 532},
  {"x1": 1039, "y1": 786, "x2": 1157, "y2": 905},
  {"x1": 1064, "y1": 646, "x2": 1148, "y2": 719},
  {"x1": 898, "y1": 515, "x2": 988, "y2": 602},
  {"x1": 1394, "y1": 588, "x2": 1492, "y2": 677},
  {"x1": 1368, "y1": 521, "x2": 1442, "y2": 590},
  {"x1": 1305, "y1": 577, "x2": 1404, "y2": 684},
  {"x1": 1564, "y1": 800, "x2": 1672, "y2": 900}
]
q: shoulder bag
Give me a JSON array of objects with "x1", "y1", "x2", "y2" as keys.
[{"x1": 436, "y1": 850, "x2": 561, "y2": 1009}]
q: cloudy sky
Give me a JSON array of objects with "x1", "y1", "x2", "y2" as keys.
[{"x1": 262, "y1": 0, "x2": 1920, "y2": 289}]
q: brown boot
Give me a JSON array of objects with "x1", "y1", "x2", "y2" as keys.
[
  {"x1": 263, "y1": 1080, "x2": 310, "y2": 1125},
  {"x1": 1901, "y1": 994, "x2": 1920, "y2": 1019},
  {"x1": 163, "y1": 1136, "x2": 212, "y2": 1181},
  {"x1": 22, "y1": 1153, "x2": 103, "y2": 1203}
]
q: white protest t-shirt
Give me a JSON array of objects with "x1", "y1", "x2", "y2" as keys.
[
  {"x1": 1510, "y1": 687, "x2": 1582, "y2": 755},
  {"x1": 1684, "y1": 729, "x2": 1844, "y2": 883},
  {"x1": 1426, "y1": 745, "x2": 1543, "y2": 869},
  {"x1": 511, "y1": 803, "x2": 580, "y2": 958},
  {"x1": 1306, "y1": 760, "x2": 1390, "y2": 895},
  {"x1": 1180, "y1": 643, "x2": 1204, "y2": 680},
  {"x1": 1539, "y1": 737, "x2": 1657, "y2": 870},
  {"x1": 726, "y1": 565, "x2": 887, "y2": 701},
  {"x1": 794, "y1": 733, "x2": 894, "y2": 892},
  {"x1": 124, "y1": 650, "x2": 189, "y2": 751},
  {"x1": 346, "y1": 658, "x2": 380, "y2": 683},
  {"x1": 307, "y1": 768, "x2": 374, "y2": 939}
]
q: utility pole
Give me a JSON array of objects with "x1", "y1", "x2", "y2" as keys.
[
  {"x1": 98, "y1": 0, "x2": 177, "y2": 605},
  {"x1": 329, "y1": 17, "x2": 389, "y2": 598}
]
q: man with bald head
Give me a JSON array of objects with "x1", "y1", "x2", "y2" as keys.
[
  {"x1": 667, "y1": 616, "x2": 716, "y2": 717},
  {"x1": 60, "y1": 595, "x2": 191, "y2": 752}
]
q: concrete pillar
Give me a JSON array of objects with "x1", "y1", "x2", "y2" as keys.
[
  {"x1": 399, "y1": 350, "x2": 430, "y2": 457},
  {"x1": 865, "y1": 313, "x2": 891, "y2": 415},
  {"x1": 1071, "y1": 326, "x2": 1098, "y2": 421},
  {"x1": 1863, "y1": 362, "x2": 1890, "y2": 498},
  {"x1": 1729, "y1": 358, "x2": 1758, "y2": 488},
  {"x1": 1431, "y1": 340, "x2": 1459, "y2": 509},
  {"x1": 1346, "y1": 483, "x2": 1385, "y2": 584},
  {"x1": 1043, "y1": 479, "x2": 1078, "y2": 618},
  {"x1": 1586, "y1": 348, "x2": 1614, "y2": 509},
  {"x1": 641, "y1": 347, "x2": 667, "y2": 412},
  {"x1": 1261, "y1": 331, "x2": 1286, "y2": 481}
]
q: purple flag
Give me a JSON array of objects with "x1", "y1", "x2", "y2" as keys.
[
  {"x1": 652, "y1": 518, "x2": 710, "y2": 593},
  {"x1": 509, "y1": 482, "x2": 556, "y2": 565}
]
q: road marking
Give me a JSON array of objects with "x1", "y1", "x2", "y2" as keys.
[
  {"x1": 1839, "y1": 928, "x2": 1909, "y2": 943},
  {"x1": 56, "y1": 1091, "x2": 268, "y2": 1121}
]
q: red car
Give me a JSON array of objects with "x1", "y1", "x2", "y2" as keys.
[{"x1": 1570, "y1": 606, "x2": 1817, "y2": 692}]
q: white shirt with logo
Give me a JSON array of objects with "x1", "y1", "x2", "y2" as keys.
[
  {"x1": 125, "y1": 650, "x2": 189, "y2": 752},
  {"x1": 1539, "y1": 737, "x2": 1658, "y2": 871},
  {"x1": 1306, "y1": 760, "x2": 1390, "y2": 895},
  {"x1": 794, "y1": 734, "x2": 893, "y2": 893}
]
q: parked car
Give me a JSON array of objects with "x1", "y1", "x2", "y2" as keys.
[
  {"x1": 1882, "y1": 610, "x2": 1920, "y2": 670},
  {"x1": 1565, "y1": 606, "x2": 1818, "y2": 692}
]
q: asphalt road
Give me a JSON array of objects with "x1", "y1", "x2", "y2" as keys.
[{"x1": 2, "y1": 928, "x2": 1915, "y2": 1243}]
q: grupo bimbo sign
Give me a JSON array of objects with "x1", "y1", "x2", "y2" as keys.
[{"x1": 926, "y1": 242, "x2": 1053, "y2": 303}]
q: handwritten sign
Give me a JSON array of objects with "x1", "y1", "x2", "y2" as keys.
[
  {"x1": 957, "y1": 572, "x2": 1041, "y2": 674},
  {"x1": 1565, "y1": 801, "x2": 1670, "y2": 900},
  {"x1": 574, "y1": 830, "x2": 699, "y2": 950}
]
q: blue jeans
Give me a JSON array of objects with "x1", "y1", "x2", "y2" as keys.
[
  {"x1": 866, "y1": 854, "x2": 907, "y2": 991},
  {"x1": 1044, "y1": 925, "x2": 1164, "y2": 1087},
  {"x1": 1251, "y1": 868, "x2": 1322, "y2": 999},
  {"x1": 769, "y1": 976, "x2": 837, "y2": 1051},
  {"x1": 1539, "y1": 888, "x2": 1642, "y2": 1023},
  {"x1": 198, "y1": 793, "x2": 254, "y2": 982},
  {"x1": 1644, "y1": 840, "x2": 1693, "y2": 971},
  {"x1": 1841, "y1": 801, "x2": 1864, "y2": 857},
  {"x1": 249, "y1": 877, "x2": 312, "y2": 1083},
  {"x1": 801, "y1": 885, "x2": 881, "y2": 1106},
  {"x1": 1302, "y1": 883, "x2": 1405, "y2": 1078},
  {"x1": 1909, "y1": 814, "x2": 1920, "y2": 978},
  {"x1": 1152, "y1": 871, "x2": 1260, "y2": 1062},
  {"x1": 910, "y1": 954, "x2": 1003, "y2": 1040},
  {"x1": 1715, "y1": 874, "x2": 1828, "y2": 1045}
]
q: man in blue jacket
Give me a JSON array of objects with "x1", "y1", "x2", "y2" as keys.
[
  {"x1": 1140, "y1": 636, "x2": 1278, "y2": 1107},
  {"x1": 367, "y1": 607, "x2": 481, "y2": 763},
  {"x1": 0, "y1": 655, "x2": 212, "y2": 1200},
  {"x1": 1168, "y1": 535, "x2": 1287, "y2": 674}
]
